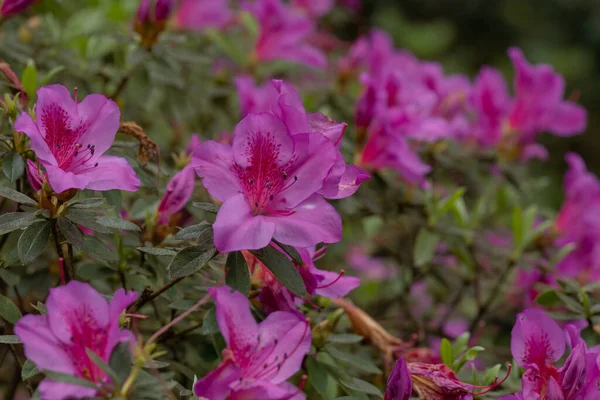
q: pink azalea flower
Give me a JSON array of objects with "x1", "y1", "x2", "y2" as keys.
[
  {"x1": 194, "y1": 286, "x2": 310, "y2": 400},
  {"x1": 292, "y1": 0, "x2": 335, "y2": 17},
  {"x1": 14, "y1": 85, "x2": 140, "y2": 194},
  {"x1": 508, "y1": 308, "x2": 589, "y2": 399},
  {"x1": 14, "y1": 281, "x2": 138, "y2": 400},
  {"x1": 243, "y1": 0, "x2": 327, "y2": 69},
  {"x1": 347, "y1": 246, "x2": 397, "y2": 280},
  {"x1": 194, "y1": 79, "x2": 366, "y2": 252},
  {"x1": 246, "y1": 246, "x2": 359, "y2": 314},
  {"x1": 156, "y1": 165, "x2": 195, "y2": 225},
  {"x1": 136, "y1": 0, "x2": 173, "y2": 25},
  {"x1": 507, "y1": 48, "x2": 587, "y2": 144},
  {"x1": 176, "y1": 0, "x2": 233, "y2": 31},
  {"x1": 234, "y1": 75, "x2": 278, "y2": 116},
  {"x1": 0, "y1": 0, "x2": 35, "y2": 16},
  {"x1": 385, "y1": 357, "x2": 412, "y2": 400}
]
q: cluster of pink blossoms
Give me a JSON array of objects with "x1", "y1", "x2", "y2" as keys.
[{"x1": 343, "y1": 30, "x2": 586, "y2": 186}]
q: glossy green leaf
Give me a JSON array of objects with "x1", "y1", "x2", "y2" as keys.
[
  {"x1": 18, "y1": 220, "x2": 51, "y2": 264},
  {"x1": 251, "y1": 246, "x2": 306, "y2": 297},
  {"x1": 225, "y1": 251, "x2": 250, "y2": 296}
]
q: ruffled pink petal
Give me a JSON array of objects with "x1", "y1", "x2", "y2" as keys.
[
  {"x1": 157, "y1": 165, "x2": 196, "y2": 223},
  {"x1": 235, "y1": 76, "x2": 278, "y2": 116},
  {"x1": 34, "y1": 85, "x2": 79, "y2": 136},
  {"x1": 510, "y1": 308, "x2": 566, "y2": 368},
  {"x1": 45, "y1": 281, "x2": 110, "y2": 345},
  {"x1": 232, "y1": 380, "x2": 305, "y2": 400},
  {"x1": 323, "y1": 163, "x2": 369, "y2": 200},
  {"x1": 14, "y1": 315, "x2": 75, "y2": 374},
  {"x1": 210, "y1": 286, "x2": 259, "y2": 356},
  {"x1": 194, "y1": 360, "x2": 241, "y2": 400},
  {"x1": 80, "y1": 155, "x2": 140, "y2": 192},
  {"x1": 213, "y1": 194, "x2": 276, "y2": 252},
  {"x1": 307, "y1": 112, "x2": 346, "y2": 147},
  {"x1": 38, "y1": 378, "x2": 97, "y2": 400},
  {"x1": 255, "y1": 311, "x2": 311, "y2": 383},
  {"x1": 76, "y1": 94, "x2": 121, "y2": 160},
  {"x1": 312, "y1": 265, "x2": 360, "y2": 298},
  {"x1": 275, "y1": 132, "x2": 337, "y2": 208},
  {"x1": 545, "y1": 101, "x2": 587, "y2": 136},
  {"x1": 232, "y1": 113, "x2": 295, "y2": 169},
  {"x1": 14, "y1": 112, "x2": 57, "y2": 166},
  {"x1": 192, "y1": 140, "x2": 241, "y2": 202},
  {"x1": 44, "y1": 164, "x2": 90, "y2": 193},
  {"x1": 271, "y1": 194, "x2": 342, "y2": 247}
]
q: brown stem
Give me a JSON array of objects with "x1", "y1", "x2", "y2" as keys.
[
  {"x1": 51, "y1": 222, "x2": 73, "y2": 282},
  {"x1": 468, "y1": 259, "x2": 517, "y2": 333},
  {"x1": 128, "y1": 277, "x2": 185, "y2": 313}
]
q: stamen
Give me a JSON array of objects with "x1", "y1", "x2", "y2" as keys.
[
  {"x1": 316, "y1": 270, "x2": 345, "y2": 289},
  {"x1": 273, "y1": 375, "x2": 307, "y2": 400},
  {"x1": 280, "y1": 175, "x2": 298, "y2": 192},
  {"x1": 303, "y1": 296, "x2": 321, "y2": 311},
  {"x1": 312, "y1": 245, "x2": 328, "y2": 261}
]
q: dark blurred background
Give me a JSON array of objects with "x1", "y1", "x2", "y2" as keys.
[{"x1": 354, "y1": 0, "x2": 599, "y2": 208}]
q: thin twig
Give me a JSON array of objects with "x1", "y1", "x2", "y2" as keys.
[
  {"x1": 51, "y1": 222, "x2": 72, "y2": 282},
  {"x1": 129, "y1": 277, "x2": 185, "y2": 313}
]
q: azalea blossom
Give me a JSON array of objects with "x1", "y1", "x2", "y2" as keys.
[
  {"x1": 176, "y1": 0, "x2": 233, "y2": 31},
  {"x1": 194, "y1": 79, "x2": 367, "y2": 252},
  {"x1": 1, "y1": 0, "x2": 35, "y2": 16},
  {"x1": 14, "y1": 281, "x2": 138, "y2": 400},
  {"x1": 26, "y1": 159, "x2": 44, "y2": 192},
  {"x1": 243, "y1": 0, "x2": 327, "y2": 69},
  {"x1": 194, "y1": 286, "x2": 310, "y2": 400},
  {"x1": 14, "y1": 85, "x2": 140, "y2": 194},
  {"x1": 506, "y1": 308, "x2": 591, "y2": 399},
  {"x1": 244, "y1": 246, "x2": 359, "y2": 313},
  {"x1": 156, "y1": 165, "x2": 195, "y2": 225}
]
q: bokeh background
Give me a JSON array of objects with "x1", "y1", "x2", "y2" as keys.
[{"x1": 353, "y1": 0, "x2": 599, "y2": 209}]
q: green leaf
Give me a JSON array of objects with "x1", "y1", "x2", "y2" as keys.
[
  {"x1": 556, "y1": 292, "x2": 584, "y2": 313},
  {"x1": 272, "y1": 239, "x2": 303, "y2": 264},
  {"x1": 307, "y1": 357, "x2": 329, "y2": 394},
  {"x1": 482, "y1": 364, "x2": 502, "y2": 386},
  {"x1": 136, "y1": 247, "x2": 177, "y2": 257},
  {"x1": 3, "y1": 152, "x2": 25, "y2": 182},
  {"x1": 440, "y1": 338, "x2": 453, "y2": 366},
  {"x1": 511, "y1": 206, "x2": 524, "y2": 254},
  {"x1": 57, "y1": 217, "x2": 84, "y2": 250},
  {"x1": 43, "y1": 371, "x2": 99, "y2": 390},
  {"x1": 21, "y1": 59, "x2": 38, "y2": 99},
  {"x1": 109, "y1": 342, "x2": 132, "y2": 385},
  {"x1": 0, "y1": 268, "x2": 20, "y2": 286},
  {"x1": 451, "y1": 332, "x2": 470, "y2": 360},
  {"x1": 31, "y1": 301, "x2": 46, "y2": 314},
  {"x1": 436, "y1": 187, "x2": 466, "y2": 216},
  {"x1": 167, "y1": 244, "x2": 218, "y2": 279},
  {"x1": 0, "y1": 294, "x2": 21, "y2": 324},
  {"x1": 69, "y1": 197, "x2": 105, "y2": 209},
  {"x1": 0, "y1": 186, "x2": 37, "y2": 206},
  {"x1": 413, "y1": 228, "x2": 440, "y2": 267},
  {"x1": 325, "y1": 346, "x2": 381, "y2": 374},
  {"x1": 326, "y1": 334, "x2": 364, "y2": 344},
  {"x1": 201, "y1": 307, "x2": 219, "y2": 335},
  {"x1": 535, "y1": 290, "x2": 562, "y2": 307},
  {"x1": 84, "y1": 236, "x2": 119, "y2": 262},
  {"x1": 86, "y1": 348, "x2": 120, "y2": 389},
  {"x1": 22, "y1": 360, "x2": 39, "y2": 381},
  {"x1": 339, "y1": 377, "x2": 382, "y2": 397},
  {"x1": 173, "y1": 222, "x2": 211, "y2": 240},
  {"x1": 225, "y1": 251, "x2": 250, "y2": 296},
  {"x1": 18, "y1": 220, "x2": 51, "y2": 264},
  {"x1": 0, "y1": 212, "x2": 37, "y2": 235},
  {"x1": 251, "y1": 246, "x2": 307, "y2": 297},
  {"x1": 170, "y1": 380, "x2": 193, "y2": 396},
  {"x1": 96, "y1": 216, "x2": 140, "y2": 232},
  {"x1": 65, "y1": 208, "x2": 111, "y2": 234},
  {"x1": 191, "y1": 202, "x2": 220, "y2": 213},
  {"x1": 0, "y1": 335, "x2": 20, "y2": 343}
]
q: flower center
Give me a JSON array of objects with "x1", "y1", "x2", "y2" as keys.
[{"x1": 233, "y1": 132, "x2": 298, "y2": 216}]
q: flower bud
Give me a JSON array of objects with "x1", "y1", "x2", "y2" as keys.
[{"x1": 385, "y1": 358, "x2": 412, "y2": 400}]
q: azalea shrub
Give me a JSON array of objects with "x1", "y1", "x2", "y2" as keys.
[{"x1": 0, "y1": 1, "x2": 598, "y2": 400}]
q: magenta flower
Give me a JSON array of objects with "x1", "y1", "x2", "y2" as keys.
[
  {"x1": 246, "y1": 246, "x2": 359, "y2": 313},
  {"x1": 176, "y1": 0, "x2": 233, "y2": 31},
  {"x1": 156, "y1": 165, "x2": 195, "y2": 225},
  {"x1": 136, "y1": 0, "x2": 173, "y2": 25},
  {"x1": 1, "y1": 0, "x2": 35, "y2": 16},
  {"x1": 194, "y1": 79, "x2": 365, "y2": 252},
  {"x1": 347, "y1": 246, "x2": 396, "y2": 280},
  {"x1": 507, "y1": 47, "x2": 586, "y2": 143},
  {"x1": 385, "y1": 357, "x2": 412, "y2": 400},
  {"x1": 244, "y1": 0, "x2": 327, "y2": 69},
  {"x1": 509, "y1": 308, "x2": 590, "y2": 399},
  {"x1": 14, "y1": 281, "x2": 138, "y2": 400},
  {"x1": 194, "y1": 286, "x2": 311, "y2": 400},
  {"x1": 14, "y1": 85, "x2": 140, "y2": 194},
  {"x1": 234, "y1": 75, "x2": 278, "y2": 116}
]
